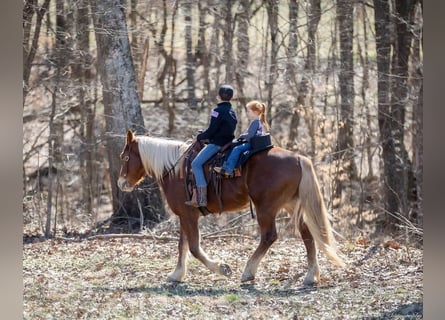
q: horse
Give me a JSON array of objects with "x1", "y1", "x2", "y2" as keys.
[{"x1": 117, "y1": 129, "x2": 345, "y2": 285}]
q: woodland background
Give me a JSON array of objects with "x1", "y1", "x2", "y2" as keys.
[
  {"x1": 23, "y1": 0, "x2": 423, "y2": 241},
  {"x1": 22, "y1": 0, "x2": 424, "y2": 318}
]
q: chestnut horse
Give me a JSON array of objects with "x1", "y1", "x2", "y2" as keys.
[{"x1": 118, "y1": 130, "x2": 344, "y2": 285}]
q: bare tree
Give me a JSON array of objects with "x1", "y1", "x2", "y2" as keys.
[
  {"x1": 374, "y1": 0, "x2": 395, "y2": 229},
  {"x1": 414, "y1": 81, "x2": 423, "y2": 228},
  {"x1": 286, "y1": 0, "x2": 301, "y2": 149},
  {"x1": 184, "y1": 1, "x2": 197, "y2": 108},
  {"x1": 222, "y1": 0, "x2": 235, "y2": 84},
  {"x1": 70, "y1": 0, "x2": 97, "y2": 220},
  {"x1": 264, "y1": 0, "x2": 279, "y2": 126},
  {"x1": 335, "y1": 0, "x2": 357, "y2": 198},
  {"x1": 374, "y1": 0, "x2": 420, "y2": 230},
  {"x1": 129, "y1": 0, "x2": 150, "y2": 100},
  {"x1": 23, "y1": 0, "x2": 51, "y2": 101},
  {"x1": 149, "y1": 0, "x2": 179, "y2": 134},
  {"x1": 357, "y1": 2, "x2": 374, "y2": 179},
  {"x1": 389, "y1": 0, "x2": 419, "y2": 221},
  {"x1": 90, "y1": 0, "x2": 165, "y2": 229},
  {"x1": 410, "y1": 4, "x2": 423, "y2": 227},
  {"x1": 298, "y1": 0, "x2": 321, "y2": 157},
  {"x1": 235, "y1": 0, "x2": 250, "y2": 112},
  {"x1": 196, "y1": 1, "x2": 212, "y2": 107}
]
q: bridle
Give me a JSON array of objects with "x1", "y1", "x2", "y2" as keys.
[
  {"x1": 120, "y1": 142, "x2": 132, "y2": 178},
  {"x1": 120, "y1": 139, "x2": 195, "y2": 190}
]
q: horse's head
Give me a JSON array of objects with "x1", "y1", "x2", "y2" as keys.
[{"x1": 117, "y1": 130, "x2": 146, "y2": 192}]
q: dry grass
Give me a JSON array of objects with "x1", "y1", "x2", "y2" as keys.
[{"x1": 24, "y1": 223, "x2": 422, "y2": 320}]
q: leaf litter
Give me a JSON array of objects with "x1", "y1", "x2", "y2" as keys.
[{"x1": 23, "y1": 233, "x2": 422, "y2": 319}]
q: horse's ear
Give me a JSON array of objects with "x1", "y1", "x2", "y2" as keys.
[{"x1": 126, "y1": 129, "x2": 134, "y2": 144}]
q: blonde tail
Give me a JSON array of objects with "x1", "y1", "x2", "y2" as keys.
[{"x1": 297, "y1": 156, "x2": 345, "y2": 267}]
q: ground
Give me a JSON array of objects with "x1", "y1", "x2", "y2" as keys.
[{"x1": 23, "y1": 221, "x2": 423, "y2": 320}]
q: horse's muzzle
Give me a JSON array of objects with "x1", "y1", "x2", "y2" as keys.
[{"x1": 117, "y1": 177, "x2": 134, "y2": 192}]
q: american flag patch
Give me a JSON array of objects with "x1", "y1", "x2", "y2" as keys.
[{"x1": 211, "y1": 110, "x2": 219, "y2": 117}]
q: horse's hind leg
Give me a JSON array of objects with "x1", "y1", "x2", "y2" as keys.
[
  {"x1": 179, "y1": 213, "x2": 232, "y2": 278},
  {"x1": 167, "y1": 224, "x2": 189, "y2": 282},
  {"x1": 241, "y1": 212, "x2": 278, "y2": 282},
  {"x1": 298, "y1": 218, "x2": 320, "y2": 285}
]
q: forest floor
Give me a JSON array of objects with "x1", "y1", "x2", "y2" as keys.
[{"x1": 23, "y1": 219, "x2": 423, "y2": 320}]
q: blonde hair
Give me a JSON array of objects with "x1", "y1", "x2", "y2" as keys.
[{"x1": 246, "y1": 100, "x2": 270, "y2": 132}]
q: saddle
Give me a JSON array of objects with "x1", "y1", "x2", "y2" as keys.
[{"x1": 181, "y1": 134, "x2": 273, "y2": 215}]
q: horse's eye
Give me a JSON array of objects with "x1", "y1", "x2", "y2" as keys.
[{"x1": 124, "y1": 155, "x2": 129, "y2": 161}]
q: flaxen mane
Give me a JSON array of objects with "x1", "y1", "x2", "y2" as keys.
[{"x1": 136, "y1": 136, "x2": 189, "y2": 181}]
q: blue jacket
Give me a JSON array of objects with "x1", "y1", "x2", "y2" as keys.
[
  {"x1": 197, "y1": 102, "x2": 237, "y2": 146},
  {"x1": 239, "y1": 119, "x2": 265, "y2": 142}
]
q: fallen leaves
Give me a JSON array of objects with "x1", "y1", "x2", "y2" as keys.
[
  {"x1": 383, "y1": 240, "x2": 402, "y2": 250},
  {"x1": 23, "y1": 236, "x2": 423, "y2": 319},
  {"x1": 356, "y1": 236, "x2": 369, "y2": 246}
]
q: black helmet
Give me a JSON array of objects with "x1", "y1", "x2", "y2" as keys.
[{"x1": 218, "y1": 85, "x2": 234, "y2": 101}]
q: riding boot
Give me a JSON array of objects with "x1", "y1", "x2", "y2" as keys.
[
  {"x1": 185, "y1": 188, "x2": 198, "y2": 207},
  {"x1": 196, "y1": 186, "x2": 208, "y2": 207}
]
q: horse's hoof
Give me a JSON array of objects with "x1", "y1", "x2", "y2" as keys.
[
  {"x1": 166, "y1": 276, "x2": 181, "y2": 283},
  {"x1": 167, "y1": 273, "x2": 184, "y2": 283},
  {"x1": 241, "y1": 272, "x2": 255, "y2": 282},
  {"x1": 303, "y1": 276, "x2": 318, "y2": 286},
  {"x1": 219, "y1": 264, "x2": 232, "y2": 277}
]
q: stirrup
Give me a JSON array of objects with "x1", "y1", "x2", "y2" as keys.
[
  {"x1": 214, "y1": 167, "x2": 232, "y2": 177},
  {"x1": 185, "y1": 188, "x2": 199, "y2": 207}
]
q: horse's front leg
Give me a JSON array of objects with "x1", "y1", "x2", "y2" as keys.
[
  {"x1": 181, "y1": 212, "x2": 232, "y2": 278},
  {"x1": 167, "y1": 223, "x2": 189, "y2": 282},
  {"x1": 241, "y1": 212, "x2": 278, "y2": 282}
]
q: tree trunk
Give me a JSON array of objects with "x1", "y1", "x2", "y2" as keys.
[
  {"x1": 414, "y1": 81, "x2": 423, "y2": 228},
  {"x1": 129, "y1": 0, "x2": 145, "y2": 100},
  {"x1": 23, "y1": 0, "x2": 51, "y2": 101},
  {"x1": 209, "y1": 7, "x2": 221, "y2": 84},
  {"x1": 184, "y1": 1, "x2": 197, "y2": 108},
  {"x1": 222, "y1": 0, "x2": 235, "y2": 84},
  {"x1": 286, "y1": 0, "x2": 300, "y2": 149},
  {"x1": 90, "y1": 0, "x2": 165, "y2": 230},
  {"x1": 235, "y1": 0, "x2": 250, "y2": 123},
  {"x1": 265, "y1": 0, "x2": 279, "y2": 127},
  {"x1": 374, "y1": 0, "x2": 418, "y2": 229},
  {"x1": 356, "y1": 3, "x2": 373, "y2": 179},
  {"x1": 389, "y1": 0, "x2": 418, "y2": 220},
  {"x1": 73, "y1": 0, "x2": 97, "y2": 220},
  {"x1": 299, "y1": 0, "x2": 321, "y2": 157},
  {"x1": 374, "y1": 0, "x2": 398, "y2": 229},
  {"x1": 196, "y1": 1, "x2": 212, "y2": 108},
  {"x1": 410, "y1": 3, "x2": 423, "y2": 228},
  {"x1": 335, "y1": 0, "x2": 357, "y2": 198},
  {"x1": 153, "y1": 0, "x2": 178, "y2": 134}
]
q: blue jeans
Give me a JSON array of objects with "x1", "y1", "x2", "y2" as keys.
[
  {"x1": 191, "y1": 143, "x2": 221, "y2": 187},
  {"x1": 222, "y1": 142, "x2": 251, "y2": 174}
]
